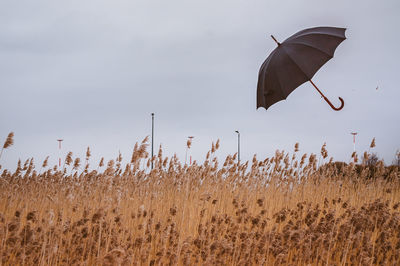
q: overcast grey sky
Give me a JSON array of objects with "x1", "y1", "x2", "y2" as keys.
[{"x1": 1, "y1": 0, "x2": 399, "y2": 170}]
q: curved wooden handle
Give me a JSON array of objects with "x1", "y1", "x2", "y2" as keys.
[
  {"x1": 322, "y1": 96, "x2": 344, "y2": 111},
  {"x1": 309, "y1": 80, "x2": 345, "y2": 111}
]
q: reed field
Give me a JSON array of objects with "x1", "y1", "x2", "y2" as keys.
[{"x1": 0, "y1": 134, "x2": 400, "y2": 265}]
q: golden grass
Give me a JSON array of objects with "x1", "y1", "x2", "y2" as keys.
[{"x1": 0, "y1": 139, "x2": 399, "y2": 265}]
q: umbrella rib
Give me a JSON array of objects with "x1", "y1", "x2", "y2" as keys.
[
  {"x1": 259, "y1": 50, "x2": 277, "y2": 76},
  {"x1": 280, "y1": 46, "x2": 311, "y2": 80},
  {"x1": 286, "y1": 32, "x2": 346, "y2": 42},
  {"x1": 272, "y1": 67, "x2": 288, "y2": 99},
  {"x1": 286, "y1": 42, "x2": 333, "y2": 58}
]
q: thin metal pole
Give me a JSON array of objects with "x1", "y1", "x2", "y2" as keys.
[
  {"x1": 351, "y1": 132, "x2": 357, "y2": 152},
  {"x1": 151, "y1": 113, "x2": 154, "y2": 170},
  {"x1": 57, "y1": 139, "x2": 63, "y2": 168},
  {"x1": 235, "y1": 131, "x2": 240, "y2": 164},
  {"x1": 238, "y1": 133, "x2": 240, "y2": 163}
]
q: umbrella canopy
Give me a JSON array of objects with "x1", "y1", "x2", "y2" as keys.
[{"x1": 257, "y1": 26, "x2": 346, "y2": 111}]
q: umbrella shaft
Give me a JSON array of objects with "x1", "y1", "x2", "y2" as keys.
[{"x1": 309, "y1": 80, "x2": 325, "y2": 98}]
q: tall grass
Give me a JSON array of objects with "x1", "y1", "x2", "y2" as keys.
[{"x1": 0, "y1": 138, "x2": 399, "y2": 265}]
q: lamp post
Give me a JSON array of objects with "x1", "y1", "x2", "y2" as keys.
[
  {"x1": 151, "y1": 113, "x2": 154, "y2": 170},
  {"x1": 57, "y1": 139, "x2": 63, "y2": 168},
  {"x1": 351, "y1": 132, "x2": 358, "y2": 152},
  {"x1": 235, "y1": 130, "x2": 240, "y2": 164}
]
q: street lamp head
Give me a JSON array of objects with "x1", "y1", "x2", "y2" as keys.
[
  {"x1": 151, "y1": 113, "x2": 154, "y2": 116},
  {"x1": 235, "y1": 130, "x2": 239, "y2": 134}
]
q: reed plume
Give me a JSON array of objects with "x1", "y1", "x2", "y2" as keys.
[
  {"x1": 294, "y1": 142, "x2": 299, "y2": 152},
  {"x1": 370, "y1": 137, "x2": 376, "y2": 148},
  {"x1": 43, "y1": 156, "x2": 49, "y2": 168},
  {"x1": 73, "y1": 158, "x2": 80, "y2": 170},
  {"x1": 0, "y1": 132, "x2": 14, "y2": 160},
  {"x1": 65, "y1": 152, "x2": 73, "y2": 166}
]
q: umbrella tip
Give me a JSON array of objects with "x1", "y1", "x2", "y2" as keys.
[{"x1": 271, "y1": 35, "x2": 280, "y2": 46}]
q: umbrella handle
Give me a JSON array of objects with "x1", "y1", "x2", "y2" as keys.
[
  {"x1": 323, "y1": 96, "x2": 344, "y2": 111},
  {"x1": 309, "y1": 80, "x2": 344, "y2": 111}
]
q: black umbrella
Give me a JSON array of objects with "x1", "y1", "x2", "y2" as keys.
[{"x1": 257, "y1": 26, "x2": 346, "y2": 111}]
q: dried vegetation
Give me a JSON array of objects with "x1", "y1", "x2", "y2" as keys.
[{"x1": 0, "y1": 137, "x2": 399, "y2": 265}]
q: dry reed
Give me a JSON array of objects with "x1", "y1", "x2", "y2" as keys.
[{"x1": 0, "y1": 139, "x2": 399, "y2": 265}]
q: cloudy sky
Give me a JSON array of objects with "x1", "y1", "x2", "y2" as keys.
[{"x1": 1, "y1": 0, "x2": 399, "y2": 170}]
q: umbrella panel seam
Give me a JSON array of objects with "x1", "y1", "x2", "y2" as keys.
[{"x1": 285, "y1": 41, "x2": 334, "y2": 58}]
